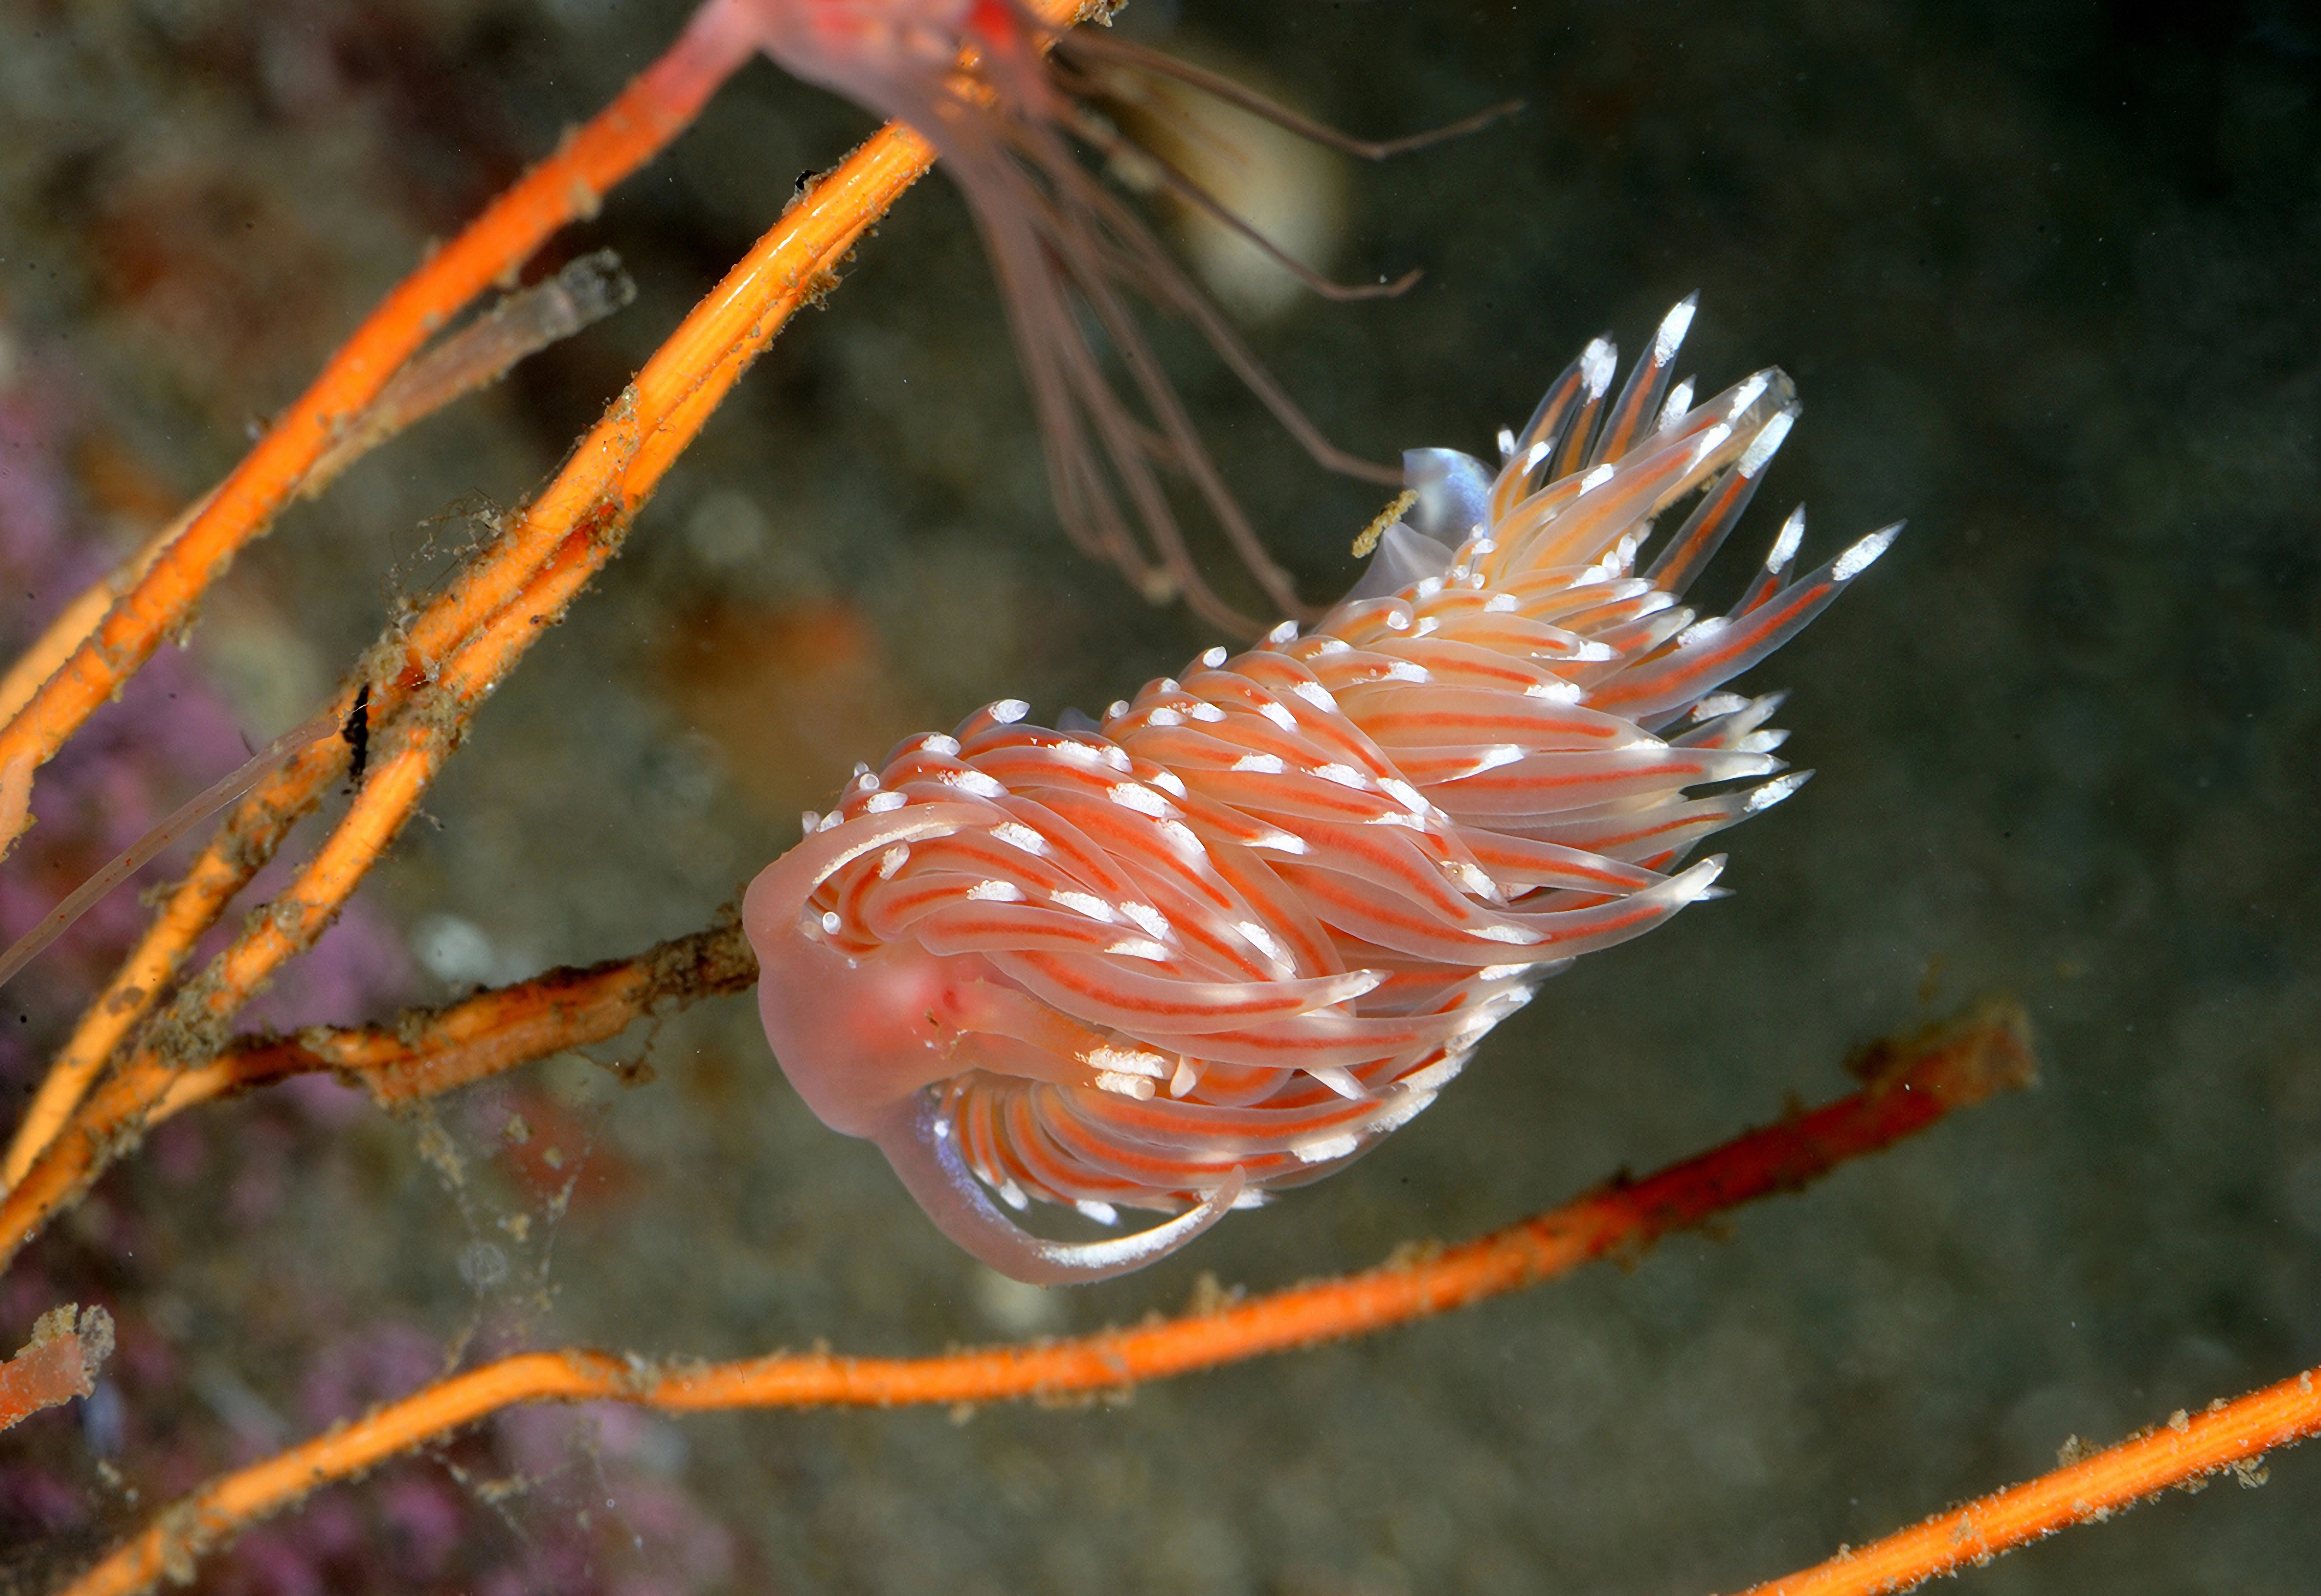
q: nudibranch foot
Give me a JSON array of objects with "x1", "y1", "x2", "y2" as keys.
[{"x1": 870, "y1": 1092, "x2": 1246, "y2": 1287}]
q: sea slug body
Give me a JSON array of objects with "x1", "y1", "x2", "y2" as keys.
[{"x1": 745, "y1": 300, "x2": 1899, "y2": 1284}]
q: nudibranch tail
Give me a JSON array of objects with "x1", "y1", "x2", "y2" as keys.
[{"x1": 746, "y1": 302, "x2": 1897, "y2": 1283}]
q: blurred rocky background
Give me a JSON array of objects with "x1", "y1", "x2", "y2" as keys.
[{"x1": 2, "y1": 0, "x2": 2318, "y2": 1592}]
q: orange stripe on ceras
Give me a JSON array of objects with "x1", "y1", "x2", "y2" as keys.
[
  {"x1": 1037, "y1": 1105, "x2": 1322, "y2": 1193},
  {"x1": 1588, "y1": 573, "x2": 1840, "y2": 714},
  {"x1": 1000, "y1": 950, "x2": 1328, "y2": 1027}
]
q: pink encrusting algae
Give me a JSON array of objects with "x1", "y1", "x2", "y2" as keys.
[{"x1": 745, "y1": 301, "x2": 1900, "y2": 1284}]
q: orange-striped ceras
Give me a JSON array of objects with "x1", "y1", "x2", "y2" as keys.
[{"x1": 745, "y1": 301, "x2": 1898, "y2": 1283}]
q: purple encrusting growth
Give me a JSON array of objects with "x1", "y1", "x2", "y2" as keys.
[
  {"x1": 0, "y1": 326, "x2": 434, "y2": 1585},
  {"x1": 0, "y1": 348, "x2": 412, "y2": 1083},
  {"x1": 1, "y1": 329, "x2": 741, "y2": 1595}
]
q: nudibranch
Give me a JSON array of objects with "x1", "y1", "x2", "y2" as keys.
[{"x1": 744, "y1": 301, "x2": 1898, "y2": 1284}]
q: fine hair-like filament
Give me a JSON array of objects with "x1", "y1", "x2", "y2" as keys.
[
  {"x1": 727, "y1": 0, "x2": 1513, "y2": 633},
  {"x1": 745, "y1": 302, "x2": 1901, "y2": 1281}
]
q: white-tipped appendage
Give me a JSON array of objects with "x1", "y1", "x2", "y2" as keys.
[
  {"x1": 1737, "y1": 408, "x2": 1796, "y2": 477},
  {"x1": 1673, "y1": 855, "x2": 1727, "y2": 903},
  {"x1": 1658, "y1": 378, "x2": 1696, "y2": 432},
  {"x1": 1291, "y1": 1129, "x2": 1363, "y2": 1165},
  {"x1": 1766, "y1": 506, "x2": 1806, "y2": 572},
  {"x1": 1581, "y1": 336, "x2": 1618, "y2": 398},
  {"x1": 1747, "y1": 772, "x2": 1813, "y2": 812},
  {"x1": 990, "y1": 821, "x2": 1047, "y2": 855},
  {"x1": 1834, "y1": 522, "x2": 1902, "y2": 580},
  {"x1": 1653, "y1": 295, "x2": 1699, "y2": 365},
  {"x1": 1117, "y1": 901, "x2": 1169, "y2": 940}
]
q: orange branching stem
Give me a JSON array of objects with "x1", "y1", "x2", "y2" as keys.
[
  {"x1": 0, "y1": 1304, "x2": 112, "y2": 1435},
  {"x1": 0, "y1": 754, "x2": 30, "y2": 867},
  {"x1": 1735, "y1": 1362, "x2": 2321, "y2": 1596},
  {"x1": 52, "y1": 1004, "x2": 2033, "y2": 1596},
  {"x1": 0, "y1": 0, "x2": 1125, "y2": 1194},
  {"x1": 0, "y1": 251, "x2": 633, "y2": 752},
  {"x1": 0, "y1": 103, "x2": 943, "y2": 1197},
  {"x1": 0, "y1": 707, "x2": 343, "y2": 995},
  {"x1": 1, "y1": 919, "x2": 748, "y2": 1263},
  {"x1": 0, "y1": 8, "x2": 752, "y2": 1185},
  {"x1": 0, "y1": 0, "x2": 1091, "y2": 1188},
  {"x1": 0, "y1": 919, "x2": 754, "y2": 1264},
  {"x1": 0, "y1": 3, "x2": 746, "y2": 817},
  {"x1": 211, "y1": 914, "x2": 756, "y2": 1114}
]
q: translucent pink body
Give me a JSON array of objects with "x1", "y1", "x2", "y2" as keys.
[
  {"x1": 654, "y1": 0, "x2": 1046, "y2": 140},
  {"x1": 733, "y1": 0, "x2": 1046, "y2": 117},
  {"x1": 746, "y1": 304, "x2": 1900, "y2": 1284},
  {"x1": 671, "y1": 0, "x2": 1412, "y2": 633}
]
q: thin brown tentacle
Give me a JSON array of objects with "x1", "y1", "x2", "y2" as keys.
[{"x1": 1056, "y1": 33, "x2": 1523, "y2": 161}]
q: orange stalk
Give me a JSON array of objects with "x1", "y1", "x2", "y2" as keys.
[
  {"x1": 3, "y1": 118, "x2": 945, "y2": 1237},
  {"x1": 1, "y1": 110, "x2": 941, "y2": 1196},
  {"x1": 0, "y1": 22, "x2": 739, "y2": 1185},
  {"x1": 0, "y1": 728, "x2": 344, "y2": 1189},
  {"x1": 1, "y1": 525, "x2": 617, "y2": 1264},
  {"x1": 0, "y1": 754, "x2": 29, "y2": 866},
  {"x1": 0, "y1": 920, "x2": 753, "y2": 1265},
  {"x1": 0, "y1": 1304, "x2": 112, "y2": 1435},
  {"x1": 0, "y1": 498, "x2": 204, "y2": 740},
  {"x1": 140, "y1": 114, "x2": 941, "y2": 1038},
  {"x1": 197, "y1": 916, "x2": 756, "y2": 1115},
  {"x1": 52, "y1": 1006, "x2": 2032, "y2": 1596},
  {"x1": 1736, "y1": 1363, "x2": 2321, "y2": 1595},
  {"x1": 0, "y1": 6, "x2": 746, "y2": 799},
  {"x1": 0, "y1": 249, "x2": 638, "y2": 770},
  {"x1": 0, "y1": 0, "x2": 1097, "y2": 1188}
]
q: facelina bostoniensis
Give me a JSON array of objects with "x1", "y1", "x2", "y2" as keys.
[{"x1": 745, "y1": 302, "x2": 1900, "y2": 1284}]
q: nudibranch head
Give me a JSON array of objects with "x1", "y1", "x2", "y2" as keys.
[{"x1": 744, "y1": 300, "x2": 1899, "y2": 1284}]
